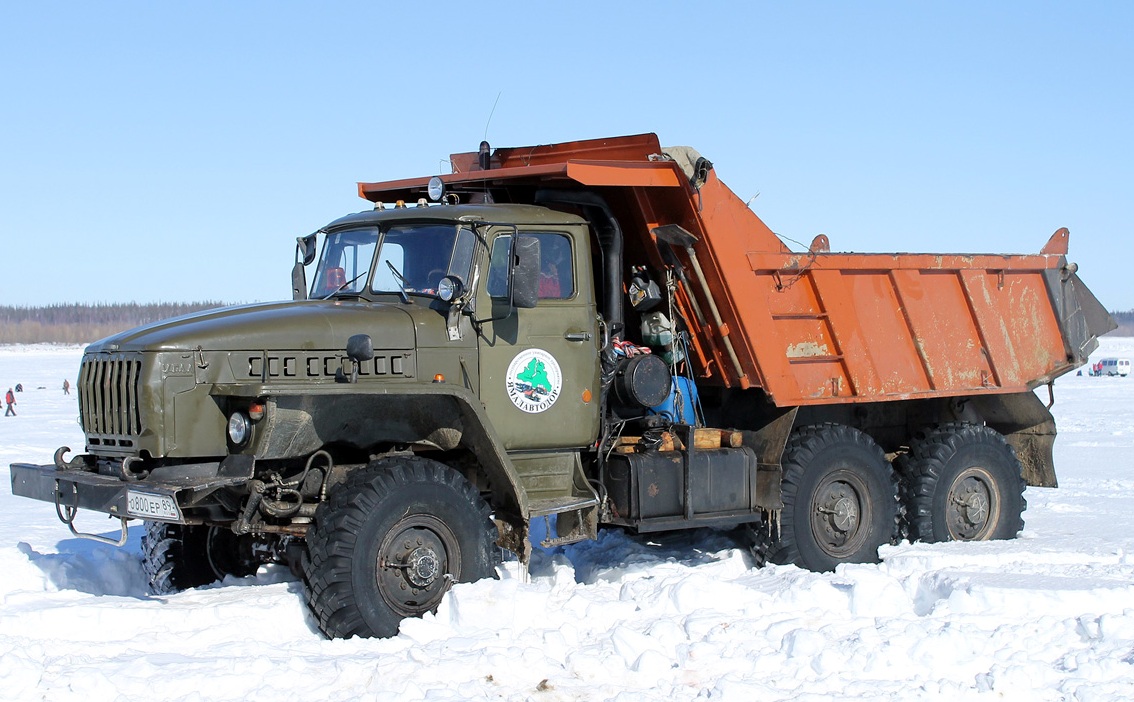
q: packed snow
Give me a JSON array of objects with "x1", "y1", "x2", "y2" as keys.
[{"x1": 2, "y1": 339, "x2": 1133, "y2": 701}]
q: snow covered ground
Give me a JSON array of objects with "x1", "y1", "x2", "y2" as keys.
[{"x1": 1, "y1": 339, "x2": 1133, "y2": 701}]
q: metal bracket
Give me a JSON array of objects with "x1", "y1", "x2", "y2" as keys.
[{"x1": 53, "y1": 480, "x2": 129, "y2": 547}]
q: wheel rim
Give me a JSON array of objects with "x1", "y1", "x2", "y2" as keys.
[
  {"x1": 945, "y1": 466, "x2": 1001, "y2": 540},
  {"x1": 376, "y1": 514, "x2": 461, "y2": 618},
  {"x1": 810, "y1": 469, "x2": 872, "y2": 558}
]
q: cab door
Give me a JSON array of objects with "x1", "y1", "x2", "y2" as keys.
[{"x1": 476, "y1": 226, "x2": 601, "y2": 450}]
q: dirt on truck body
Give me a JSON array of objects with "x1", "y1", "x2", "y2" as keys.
[{"x1": 10, "y1": 133, "x2": 1115, "y2": 639}]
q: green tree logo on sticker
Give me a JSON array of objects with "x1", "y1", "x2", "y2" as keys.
[
  {"x1": 516, "y1": 359, "x2": 551, "y2": 396},
  {"x1": 506, "y1": 349, "x2": 563, "y2": 414}
]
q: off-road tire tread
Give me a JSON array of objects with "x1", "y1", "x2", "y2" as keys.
[
  {"x1": 901, "y1": 422, "x2": 1026, "y2": 543},
  {"x1": 770, "y1": 423, "x2": 899, "y2": 571},
  {"x1": 141, "y1": 522, "x2": 213, "y2": 594},
  {"x1": 303, "y1": 456, "x2": 500, "y2": 639}
]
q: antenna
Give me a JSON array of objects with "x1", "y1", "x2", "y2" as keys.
[{"x1": 483, "y1": 92, "x2": 502, "y2": 142}]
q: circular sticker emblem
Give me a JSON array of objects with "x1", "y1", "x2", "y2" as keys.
[{"x1": 506, "y1": 348, "x2": 563, "y2": 414}]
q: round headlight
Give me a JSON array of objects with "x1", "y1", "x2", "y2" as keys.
[
  {"x1": 437, "y1": 275, "x2": 462, "y2": 302},
  {"x1": 227, "y1": 412, "x2": 251, "y2": 445},
  {"x1": 427, "y1": 176, "x2": 444, "y2": 202}
]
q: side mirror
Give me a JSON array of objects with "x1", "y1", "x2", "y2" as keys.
[
  {"x1": 292, "y1": 233, "x2": 319, "y2": 301},
  {"x1": 512, "y1": 235, "x2": 540, "y2": 309},
  {"x1": 347, "y1": 334, "x2": 374, "y2": 362},
  {"x1": 298, "y1": 233, "x2": 318, "y2": 266},
  {"x1": 338, "y1": 334, "x2": 374, "y2": 384}
]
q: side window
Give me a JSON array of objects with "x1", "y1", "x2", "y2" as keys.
[
  {"x1": 535, "y1": 232, "x2": 573, "y2": 299},
  {"x1": 486, "y1": 236, "x2": 511, "y2": 298},
  {"x1": 486, "y1": 231, "x2": 574, "y2": 300}
]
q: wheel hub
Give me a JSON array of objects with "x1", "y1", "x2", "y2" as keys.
[
  {"x1": 946, "y1": 467, "x2": 1000, "y2": 540},
  {"x1": 817, "y1": 485, "x2": 860, "y2": 535},
  {"x1": 828, "y1": 496, "x2": 859, "y2": 532},
  {"x1": 405, "y1": 546, "x2": 441, "y2": 587},
  {"x1": 811, "y1": 472, "x2": 870, "y2": 558},
  {"x1": 376, "y1": 514, "x2": 461, "y2": 618},
  {"x1": 956, "y1": 490, "x2": 989, "y2": 526}
]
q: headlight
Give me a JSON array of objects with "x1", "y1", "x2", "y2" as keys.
[
  {"x1": 438, "y1": 275, "x2": 462, "y2": 302},
  {"x1": 227, "y1": 412, "x2": 251, "y2": 445},
  {"x1": 427, "y1": 176, "x2": 444, "y2": 202}
]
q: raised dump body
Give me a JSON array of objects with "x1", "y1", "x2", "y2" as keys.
[{"x1": 360, "y1": 133, "x2": 1111, "y2": 406}]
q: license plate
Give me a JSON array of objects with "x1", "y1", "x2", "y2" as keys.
[{"x1": 126, "y1": 490, "x2": 181, "y2": 520}]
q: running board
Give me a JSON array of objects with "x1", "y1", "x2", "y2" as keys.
[
  {"x1": 527, "y1": 495, "x2": 599, "y2": 517},
  {"x1": 527, "y1": 496, "x2": 600, "y2": 547}
]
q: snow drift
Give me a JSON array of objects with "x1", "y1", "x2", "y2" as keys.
[{"x1": 1, "y1": 340, "x2": 1133, "y2": 701}]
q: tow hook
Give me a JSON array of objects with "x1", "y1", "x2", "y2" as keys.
[
  {"x1": 117, "y1": 456, "x2": 149, "y2": 482},
  {"x1": 52, "y1": 446, "x2": 89, "y2": 472}
]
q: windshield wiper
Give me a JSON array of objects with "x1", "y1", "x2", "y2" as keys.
[
  {"x1": 322, "y1": 272, "x2": 366, "y2": 300},
  {"x1": 386, "y1": 261, "x2": 410, "y2": 303}
]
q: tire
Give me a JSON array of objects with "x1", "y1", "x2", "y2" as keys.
[
  {"x1": 302, "y1": 456, "x2": 500, "y2": 639},
  {"x1": 903, "y1": 422, "x2": 1026, "y2": 543},
  {"x1": 142, "y1": 522, "x2": 262, "y2": 594},
  {"x1": 771, "y1": 424, "x2": 898, "y2": 572}
]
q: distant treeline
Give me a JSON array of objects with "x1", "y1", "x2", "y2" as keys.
[
  {"x1": 0, "y1": 302, "x2": 232, "y2": 344},
  {"x1": 1114, "y1": 309, "x2": 1134, "y2": 337},
  {"x1": 0, "y1": 303, "x2": 1131, "y2": 344}
]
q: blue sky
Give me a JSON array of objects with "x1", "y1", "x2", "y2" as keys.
[{"x1": 2, "y1": 2, "x2": 1130, "y2": 310}]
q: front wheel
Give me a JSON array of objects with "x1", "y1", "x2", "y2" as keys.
[
  {"x1": 903, "y1": 422, "x2": 1026, "y2": 543},
  {"x1": 302, "y1": 456, "x2": 500, "y2": 639},
  {"x1": 771, "y1": 424, "x2": 898, "y2": 572},
  {"x1": 142, "y1": 522, "x2": 266, "y2": 594}
]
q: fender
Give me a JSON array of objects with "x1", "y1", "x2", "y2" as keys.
[{"x1": 216, "y1": 382, "x2": 529, "y2": 520}]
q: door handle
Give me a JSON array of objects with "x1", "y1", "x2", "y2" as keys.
[{"x1": 564, "y1": 331, "x2": 592, "y2": 342}]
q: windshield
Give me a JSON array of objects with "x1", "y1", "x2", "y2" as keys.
[{"x1": 310, "y1": 223, "x2": 476, "y2": 298}]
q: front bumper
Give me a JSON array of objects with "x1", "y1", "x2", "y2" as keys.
[{"x1": 9, "y1": 457, "x2": 254, "y2": 526}]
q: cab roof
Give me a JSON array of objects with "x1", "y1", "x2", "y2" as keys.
[{"x1": 323, "y1": 202, "x2": 588, "y2": 232}]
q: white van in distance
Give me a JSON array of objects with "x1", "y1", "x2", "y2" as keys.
[{"x1": 1099, "y1": 358, "x2": 1131, "y2": 376}]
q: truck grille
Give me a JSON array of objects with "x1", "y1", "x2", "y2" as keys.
[{"x1": 79, "y1": 355, "x2": 143, "y2": 445}]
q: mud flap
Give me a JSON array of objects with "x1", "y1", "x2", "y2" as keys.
[{"x1": 970, "y1": 392, "x2": 1059, "y2": 488}]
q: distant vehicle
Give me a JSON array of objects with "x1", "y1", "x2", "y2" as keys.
[{"x1": 1099, "y1": 358, "x2": 1131, "y2": 376}]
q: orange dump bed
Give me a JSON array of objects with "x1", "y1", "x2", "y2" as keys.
[{"x1": 359, "y1": 133, "x2": 1112, "y2": 407}]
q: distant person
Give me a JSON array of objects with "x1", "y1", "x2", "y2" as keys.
[
  {"x1": 4, "y1": 388, "x2": 15, "y2": 416},
  {"x1": 14, "y1": 383, "x2": 22, "y2": 392},
  {"x1": 63, "y1": 378, "x2": 70, "y2": 395}
]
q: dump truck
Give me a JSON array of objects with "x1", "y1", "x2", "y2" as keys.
[{"x1": 10, "y1": 133, "x2": 1115, "y2": 639}]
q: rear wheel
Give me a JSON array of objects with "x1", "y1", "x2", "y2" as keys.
[
  {"x1": 771, "y1": 424, "x2": 898, "y2": 571},
  {"x1": 903, "y1": 422, "x2": 1026, "y2": 542},
  {"x1": 302, "y1": 456, "x2": 500, "y2": 639},
  {"x1": 141, "y1": 522, "x2": 265, "y2": 594}
]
